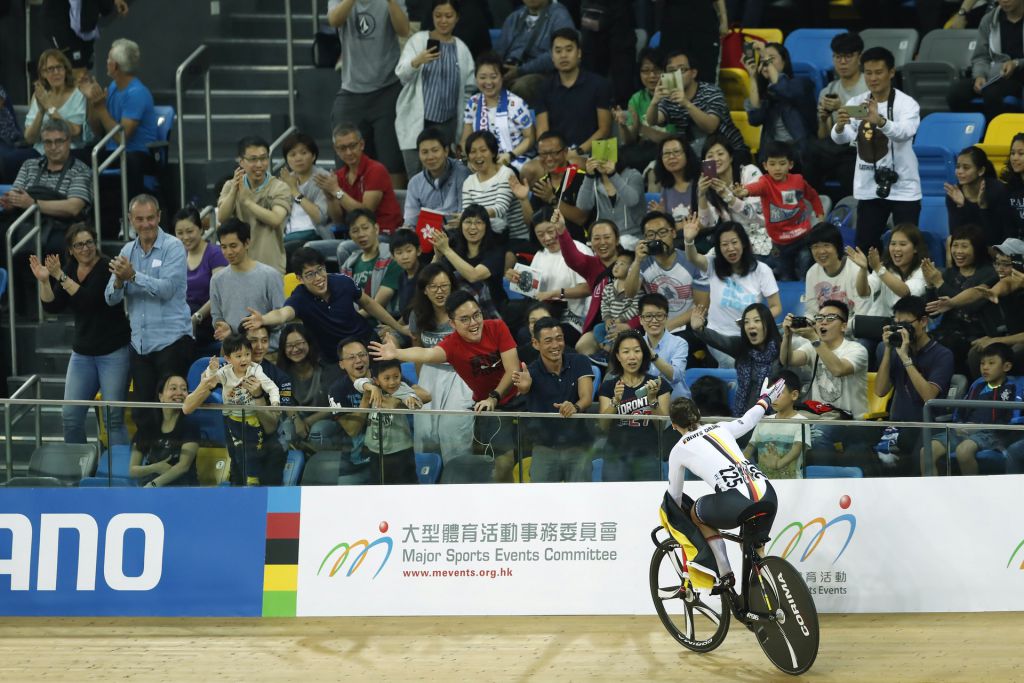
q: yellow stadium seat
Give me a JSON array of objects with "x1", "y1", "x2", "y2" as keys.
[
  {"x1": 283, "y1": 272, "x2": 300, "y2": 297},
  {"x1": 94, "y1": 390, "x2": 138, "y2": 448},
  {"x1": 719, "y1": 68, "x2": 751, "y2": 111},
  {"x1": 864, "y1": 372, "x2": 893, "y2": 421},
  {"x1": 743, "y1": 28, "x2": 783, "y2": 45},
  {"x1": 512, "y1": 456, "x2": 532, "y2": 483},
  {"x1": 976, "y1": 113, "x2": 1024, "y2": 176},
  {"x1": 196, "y1": 447, "x2": 231, "y2": 485},
  {"x1": 730, "y1": 110, "x2": 762, "y2": 154}
]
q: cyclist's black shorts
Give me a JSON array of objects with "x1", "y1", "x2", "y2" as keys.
[{"x1": 694, "y1": 482, "x2": 778, "y2": 542}]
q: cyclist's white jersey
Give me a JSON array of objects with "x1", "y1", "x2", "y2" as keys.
[{"x1": 666, "y1": 400, "x2": 771, "y2": 507}]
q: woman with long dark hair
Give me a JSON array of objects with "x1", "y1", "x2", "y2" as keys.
[
  {"x1": 1000, "y1": 133, "x2": 1024, "y2": 238},
  {"x1": 174, "y1": 205, "x2": 227, "y2": 353},
  {"x1": 945, "y1": 145, "x2": 1011, "y2": 247},
  {"x1": 689, "y1": 302, "x2": 782, "y2": 415},
  {"x1": 407, "y1": 262, "x2": 474, "y2": 462},
  {"x1": 597, "y1": 329, "x2": 671, "y2": 480},
  {"x1": 742, "y1": 42, "x2": 816, "y2": 163},
  {"x1": 30, "y1": 223, "x2": 131, "y2": 445},
  {"x1": 431, "y1": 203, "x2": 508, "y2": 317},
  {"x1": 682, "y1": 220, "x2": 781, "y2": 368},
  {"x1": 849, "y1": 222, "x2": 927, "y2": 317},
  {"x1": 697, "y1": 133, "x2": 770, "y2": 259},
  {"x1": 648, "y1": 135, "x2": 700, "y2": 226},
  {"x1": 128, "y1": 374, "x2": 199, "y2": 487},
  {"x1": 275, "y1": 322, "x2": 341, "y2": 448}
]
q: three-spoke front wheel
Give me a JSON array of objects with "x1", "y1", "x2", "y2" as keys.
[{"x1": 649, "y1": 538, "x2": 730, "y2": 653}]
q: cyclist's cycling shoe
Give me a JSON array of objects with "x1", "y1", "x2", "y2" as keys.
[{"x1": 710, "y1": 572, "x2": 735, "y2": 595}]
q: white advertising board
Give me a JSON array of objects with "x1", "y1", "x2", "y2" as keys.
[{"x1": 295, "y1": 476, "x2": 1024, "y2": 616}]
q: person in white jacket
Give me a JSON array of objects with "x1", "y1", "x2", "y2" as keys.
[
  {"x1": 831, "y1": 46, "x2": 921, "y2": 255},
  {"x1": 394, "y1": 0, "x2": 476, "y2": 178}
]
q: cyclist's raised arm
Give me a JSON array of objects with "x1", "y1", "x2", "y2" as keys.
[{"x1": 719, "y1": 379, "x2": 785, "y2": 440}]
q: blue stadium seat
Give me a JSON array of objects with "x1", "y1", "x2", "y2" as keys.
[
  {"x1": 953, "y1": 449, "x2": 1007, "y2": 475},
  {"x1": 783, "y1": 28, "x2": 847, "y2": 85},
  {"x1": 100, "y1": 105, "x2": 175, "y2": 193},
  {"x1": 684, "y1": 367, "x2": 738, "y2": 411},
  {"x1": 591, "y1": 457, "x2": 604, "y2": 482},
  {"x1": 918, "y1": 195, "x2": 949, "y2": 258},
  {"x1": 775, "y1": 280, "x2": 805, "y2": 322},
  {"x1": 804, "y1": 465, "x2": 864, "y2": 478},
  {"x1": 914, "y1": 113, "x2": 987, "y2": 197},
  {"x1": 791, "y1": 61, "x2": 825, "y2": 97},
  {"x1": 80, "y1": 444, "x2": 136, "y2": 487},
  {"x1": 489, "y1": 28, "x2": 501, "y2": 47},
  {"x1": 0, "y1": 267, "x2": 7, "y2": 300},
  {"x1": 401, "y1": 361, "x2": 418, "y2": 385},
  {"x1": 591, "y1": 364, "x2": 602, "y2": 400},
  {"x1": 282, "y1": 449, "x2": 305, "y2": 486},
  {"x1": 415, "y1": 452, "x2": 443, "y2": 484},
  {"x1": 649, "y1": 31, "x2": 661, "y2": 49}
]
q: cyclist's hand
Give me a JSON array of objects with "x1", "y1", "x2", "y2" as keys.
[{"x1": 757, "y1": 378, "x2": 787, "y2": 409}]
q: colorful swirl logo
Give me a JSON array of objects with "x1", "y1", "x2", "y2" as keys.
[
  {"x1": 317, "y1": 521, "x2": 394, "y2": 579},
  {"x1": 768, "y1": 495, "x2": 857, "y2": 564},
  {"x1": 1007, "y1": 539, "x2": 1024, "y2": 570}
]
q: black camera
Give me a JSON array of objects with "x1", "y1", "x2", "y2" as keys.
[
  {"x1": 874, "y1": 166, "x2": 899, "y2": 199},
  {"x1": 645, "y1": 240, "x2": 668, "y2": 256},
  {"x1": 885, "y1": 322, "x2": 915, "y2": 348},
  {"x1": 790, "y1": 316, "x2": 812, "y2": 329}
]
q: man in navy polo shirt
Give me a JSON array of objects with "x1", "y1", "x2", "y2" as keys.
[
  {"x1": 511, "y1": 316, "x2": 594, "y2": 482},
  {"x1": 534, "y1": 28, "x2": 613, "y2": 157},
  {"x1": 240, "y1": 247, "x2": 409, "y2": 364},
  {"x1": 875, "y1": 295, "x2": 953, "y2": 475}
]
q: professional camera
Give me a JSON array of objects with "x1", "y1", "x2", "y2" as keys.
[
  {"x1": 645, "y1": 240, "x2": 668, "y2": 256},
  {"x1": 790, "y1": 316, "x2": 812, "y2": 329},
  {"x1": 874, "y1": 166, "x2": 899, "y2": 199},
  {"x1": 885, "y1": 322, "x2": 915, "y2": 348}
]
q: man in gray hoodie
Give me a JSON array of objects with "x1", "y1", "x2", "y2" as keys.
[{"x1": 948, "y1": 0, "x2": 1024, "y2": 120}]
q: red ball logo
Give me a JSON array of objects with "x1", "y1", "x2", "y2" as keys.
[
  {"x1": 379, "y1": 521, "x2": 389, "y2": 533},
  {"x1": 839, "y1": 495, "x2": 851, "y2": 510}
]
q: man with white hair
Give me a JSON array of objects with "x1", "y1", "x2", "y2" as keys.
[{"x1": 79, "y1": 37, "x2": 159, "y2": 209}]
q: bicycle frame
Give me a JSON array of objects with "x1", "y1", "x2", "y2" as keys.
[{"x1": 718, "y1": 530, "x2": 779, "y2": 628}]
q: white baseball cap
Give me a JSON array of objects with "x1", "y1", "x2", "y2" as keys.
[{"x1": 991, "y1": 238, "x2": 1024, "y2": 257}]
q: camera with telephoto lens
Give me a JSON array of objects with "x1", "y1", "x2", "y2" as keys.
[
  {"x1": 645, "y1": 240, "x2": 668, "y2": 256},
  {"x1": 874, "y1": 166, "x2": 900, "y2": 199},
  {"x1": 885, "y1": 322, "x2": 915, "y2": 349}
]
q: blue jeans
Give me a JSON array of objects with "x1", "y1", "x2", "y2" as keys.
[
  {"x1": 63, "y1": 346, "x2": 131, "y2": 445},
  {"x1": 766, "y1": 236, "x2": 814, "y2": 282}
]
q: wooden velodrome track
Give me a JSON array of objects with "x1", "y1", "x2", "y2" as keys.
[{"x1": 0, "y1": 613, "x2": 1019, "y2": 681}]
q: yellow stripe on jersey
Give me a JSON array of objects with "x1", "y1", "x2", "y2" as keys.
[{"x1": 705, "y1": 430, "x2": 764, "y2": 501}]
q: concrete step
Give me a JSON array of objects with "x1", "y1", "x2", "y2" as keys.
[
  {"x1": 7, "y1": 374, "x2": 67, "y2": 401},
  {"x1": 208, "y1": 64, "x2": 317, "y2": 90},
  {"x1": 205, "y1": 37, "x2": 314, "y2": 66},
  {"x1": 223, "y1": 12, "x2": 323, "y2": 39},
  {"x1": 153, "y1": 88, "x2": 294, "y2": 116},
  {"x1": 33, "y1": 346, "x2": 73, "y2": 376}
]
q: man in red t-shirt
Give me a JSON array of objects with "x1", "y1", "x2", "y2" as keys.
[
  {"x1": 369, "y1": 290, "x2": 521, "y2": 481},
  {"x1": 315, "y1": 124, "x2": 403, "y2": 233}
]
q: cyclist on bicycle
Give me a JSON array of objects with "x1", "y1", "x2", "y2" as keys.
[{"x1": 660, "y1": 377, "x2": 788, "y2": 592}]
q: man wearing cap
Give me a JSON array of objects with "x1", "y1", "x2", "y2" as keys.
[{"x1": 926, "y1": 237, "x2": 1024, "y2": 377}]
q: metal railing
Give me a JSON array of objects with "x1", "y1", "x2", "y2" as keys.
[
  {"x1": 268, "y1": 124, "x2": 298, "y2": 161},
  {"x1": 310, "y1": 0, "x2": 319, "y2": 34},
  {"x1": 285, "y1": 0, "x2": 296, "y2": 127},
  {"x1": 91, "y1": 123, "x2": 129, "y2": 241},
  {"x1": 922, "y1": 398, "x2": 1024, "y2": 476},
  {"x1": 199, "y1": 203, "x2": 219, "y2": 242},
  {"x1": 4, "y1": 375, "x2": 41, "y2": 480},
  {"x1": 175, "y1": 45, "x2": 213, "y2": 208},
  {"x1": 24, "y1": 1, "x2": 33, "y2": 102},
  {"x1": 5, "y1": 204, "x2": 43, "y2": 377}
]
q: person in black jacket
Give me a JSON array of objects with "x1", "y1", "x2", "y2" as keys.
[{"x1": 41, "y1": 0, "x2": 129, "y2": 71}]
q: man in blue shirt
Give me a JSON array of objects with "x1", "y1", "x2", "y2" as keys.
[
  {"x1": 240, "y1": 247, "x2": 409, "y2": 363},
  {"x1": 105, "y1": 194, "x2": 193, "y2": 410},
  {"x1": 638, "y1": 292, "x2": 691, "y2": 399},
  {"x1": 79, "y1": 37, "x2": 159, "y2": 224},
  {"x1": 402, "y1": 128, "x2": 470, "y2": 229},
  {"x1": 511, "y1": 316, "x2": 594, "y2": 482}
]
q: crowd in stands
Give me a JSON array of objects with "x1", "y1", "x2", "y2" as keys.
[{"x1": 7, "y1": 0, "x2": 1024, "y2": 485}]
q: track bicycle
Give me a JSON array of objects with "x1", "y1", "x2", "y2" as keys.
[{"x1": 649, "y1": 513, "x2": 819, "y2": 675}]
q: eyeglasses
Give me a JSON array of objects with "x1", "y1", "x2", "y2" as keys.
[
  {"x1": 42, "y1": 138, "x2": 68, "y2": 147},
  {"x1": 644, "y1": 228, "x2": 673, "y2": 240},
  {"x1": 454, "y1": 311, "x2": 484, "y2": 325},
  {"x1": 538, "y1": 147, "x2": 566, "y2": 158},
  {"x1": 995, "y1": 259, "x2": 1014, "y2": 267},
  {"x1": 342, "y1": 351, "x2": 369, "y2": 361},
  {"x1": 42, "y1": 65, "x2": 66, "y2": 73},
  {"x1": 72, "y1": 239, "x2": 95, "y2": 250},
  {"x1": 284, "y1": 341, "x2": 308, "y2": 352},
  {"x1": 661, "y1": 149, "x2": 684, "y2": 158},
  {"x1": 301, "y1": 266, "x2": 327, "y2": 281},
  {"x1": 334, "y1": 141, "x2": 362, "y2": 153},
  {"x1": 813, "y1": 314, "x2": 845, "y2": 324},
  {"x1": 426, "y1": 283, "x2": 451, "y2": 293},
  {"x1": 666, "y1": 65, "x2": 691, "y2": 73},
  {"x1": 833, "y1": 53, "x2": 859, "y2": 62},
  {"x1": 242, "y1": 155, "x2": 269, "y2": 164},
  {"x1": 640, "y1": 313, "x2": 667, "y2": 322}
]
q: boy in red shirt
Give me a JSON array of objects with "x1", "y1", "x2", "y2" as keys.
[{"x1": 740, "y1": 140, "x2": 824, "y2": 281}]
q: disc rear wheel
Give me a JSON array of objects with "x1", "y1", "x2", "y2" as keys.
[
  {"x1": 747, "y1": 555, "x2": 820, "y2": 675},
  {"x1": 649, "y1": 538, "x2": 730, "y2": 652}
]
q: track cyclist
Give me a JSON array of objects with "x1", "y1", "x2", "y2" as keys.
[{"x1": 660, "y1": 377, "x2": 788, "y2": 592}]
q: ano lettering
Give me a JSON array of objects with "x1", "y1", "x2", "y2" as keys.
[
  {"x1": 0, "y1": 513, "x2": 164, "y2": 591},
  {"x1": 776, "y1": 571, "x2": 811, "y2": 637}
]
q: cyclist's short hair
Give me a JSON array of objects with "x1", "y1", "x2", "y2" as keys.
[{"x1": 670, "y1": 397, "x2": 702, "y2": 431}]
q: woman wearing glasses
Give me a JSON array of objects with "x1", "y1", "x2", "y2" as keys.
[
  {"x1": 29, "y1": 224, "x2": 131, "y2": 445},
  {"x1": 276, "y1": 322, "x2": 342, "y2": 449},
  {"x1": 407, "y1": 263, "x2": 474, "y2": 463},
  {"x1": 0, "y1": 49, "x2": 89, "y2": 182},
  {"x1": 648, "y1": 136, "x2": 700, "y2": 236}
]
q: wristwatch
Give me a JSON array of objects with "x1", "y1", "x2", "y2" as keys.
[
  {"x1": 334, "y1": 189, "x2": 345, "y2": 201},
  {"x1": 488, "y1": 390, "x2": 501, "y2": 403},
  {"x1": 58, "y1": 273, "x2": 68, "y2": 284},
  {"x1": 956, "y1": 6, "x2": 968, "y2": 15},
  {"x1": 293, "y1": 193, "x2": 305, "y2": 204},
  {"x1": 811, "y1": 339, "x2": 822, "y2": 348}
]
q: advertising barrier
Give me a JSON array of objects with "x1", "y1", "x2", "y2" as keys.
[{"x1": 1, "y1": 477, "x2": 1022, "y2": 616}]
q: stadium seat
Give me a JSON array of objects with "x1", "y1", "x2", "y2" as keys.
[
  {"x1": 743, "y1": 28, "x2": 784, "y2": 46},
  {"x1": 5, "y1": 443, "x2": 98, "y2": 487},
  {"x1": 783, "y1": 28, "x2": 847, "y2": 86},
  {"x1": 859, "y1": 28, "x2": 919, "y2": 69},
  {"x1": 729, "y1": 110, "x2": 761, "y2": 154},
  {"x1": 791, "y1": 61, "x2": 825, "y2": 97},
  {"x1": 914, "y1": 113, "x2": 987, "y2": 197},
  {"x1": 415, "y1": 452, "x2": 443, "y2": 484},
  {"x1": 282, "y1": 449, "x2": 305, "y2": 486},
  {"x1": 902, "y1": 29, "x2": 980, "y2": 116},
  {"x1": 804, "y1": 465, "x2": 864, "y2": 478},
  {"x1": 195, "y1": 447, "x2": 230, "y2": 485},
  {"x1": 634, "y1": 29, "x2": 648, "y2": 60},
  {"x1": 100, "y1": 105, "x2": 175, "y2": 194},
  {"x1": 300, "y1": 450, "x2": 343, "y2": 485},
  {"x1": 957, "y1": 449, "x2": 1008, "y2": 475},
  {"x1": 826, "y1": 196, "x2": 857, "y2": 247},
  {"x1": 918, "y1": 195, "x2": 949, "y2": 251},
  {"x1": 80, "y1": 444, "x2": 135, "y2": 487},
  {"x1": 0, "y1": 267, "x2": 6, "y2": 299},
  {"x1": 684, "y1": 367, "x2": 738, "y2": 410},
  {"x1": 283, "y1": 272, "x2": 300, "y2": 297},
  {"x1": 591, "y1": 364, "x2": 602, "y2": 400},
  {"x1": 775, "y1": 280, "x2": 805, "y2": 321},
  {"x1": 401, "y1": 361, "x2": 418, "y2": 385},
  {"x1": 719, "y1": 68, "x2": 750, "y2": 111},
  {"x1": 513, "y1": 456, "x2": 531, "y2": 483},
  {"x1": 864, "y1": 372, "x2": 893, "y2": 420},
  {"x1": 489, "y1": 28, "x2": 501, "y2": 47},
  {"x1": 591, "y1": 457, "x2": 603, "y2": 482},
  {"x1": 649, "y1": 31, "x2": 661, "y2": 49},
  {"x1": 439, "y1": 454, "x2": 493, "y2": 483},
  {"x1": 881, "y1": 225, "x2": 945, "y2": 267},
  {"x1": 976, "y1": 113, "x2": 1024, "y2": 176}
]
